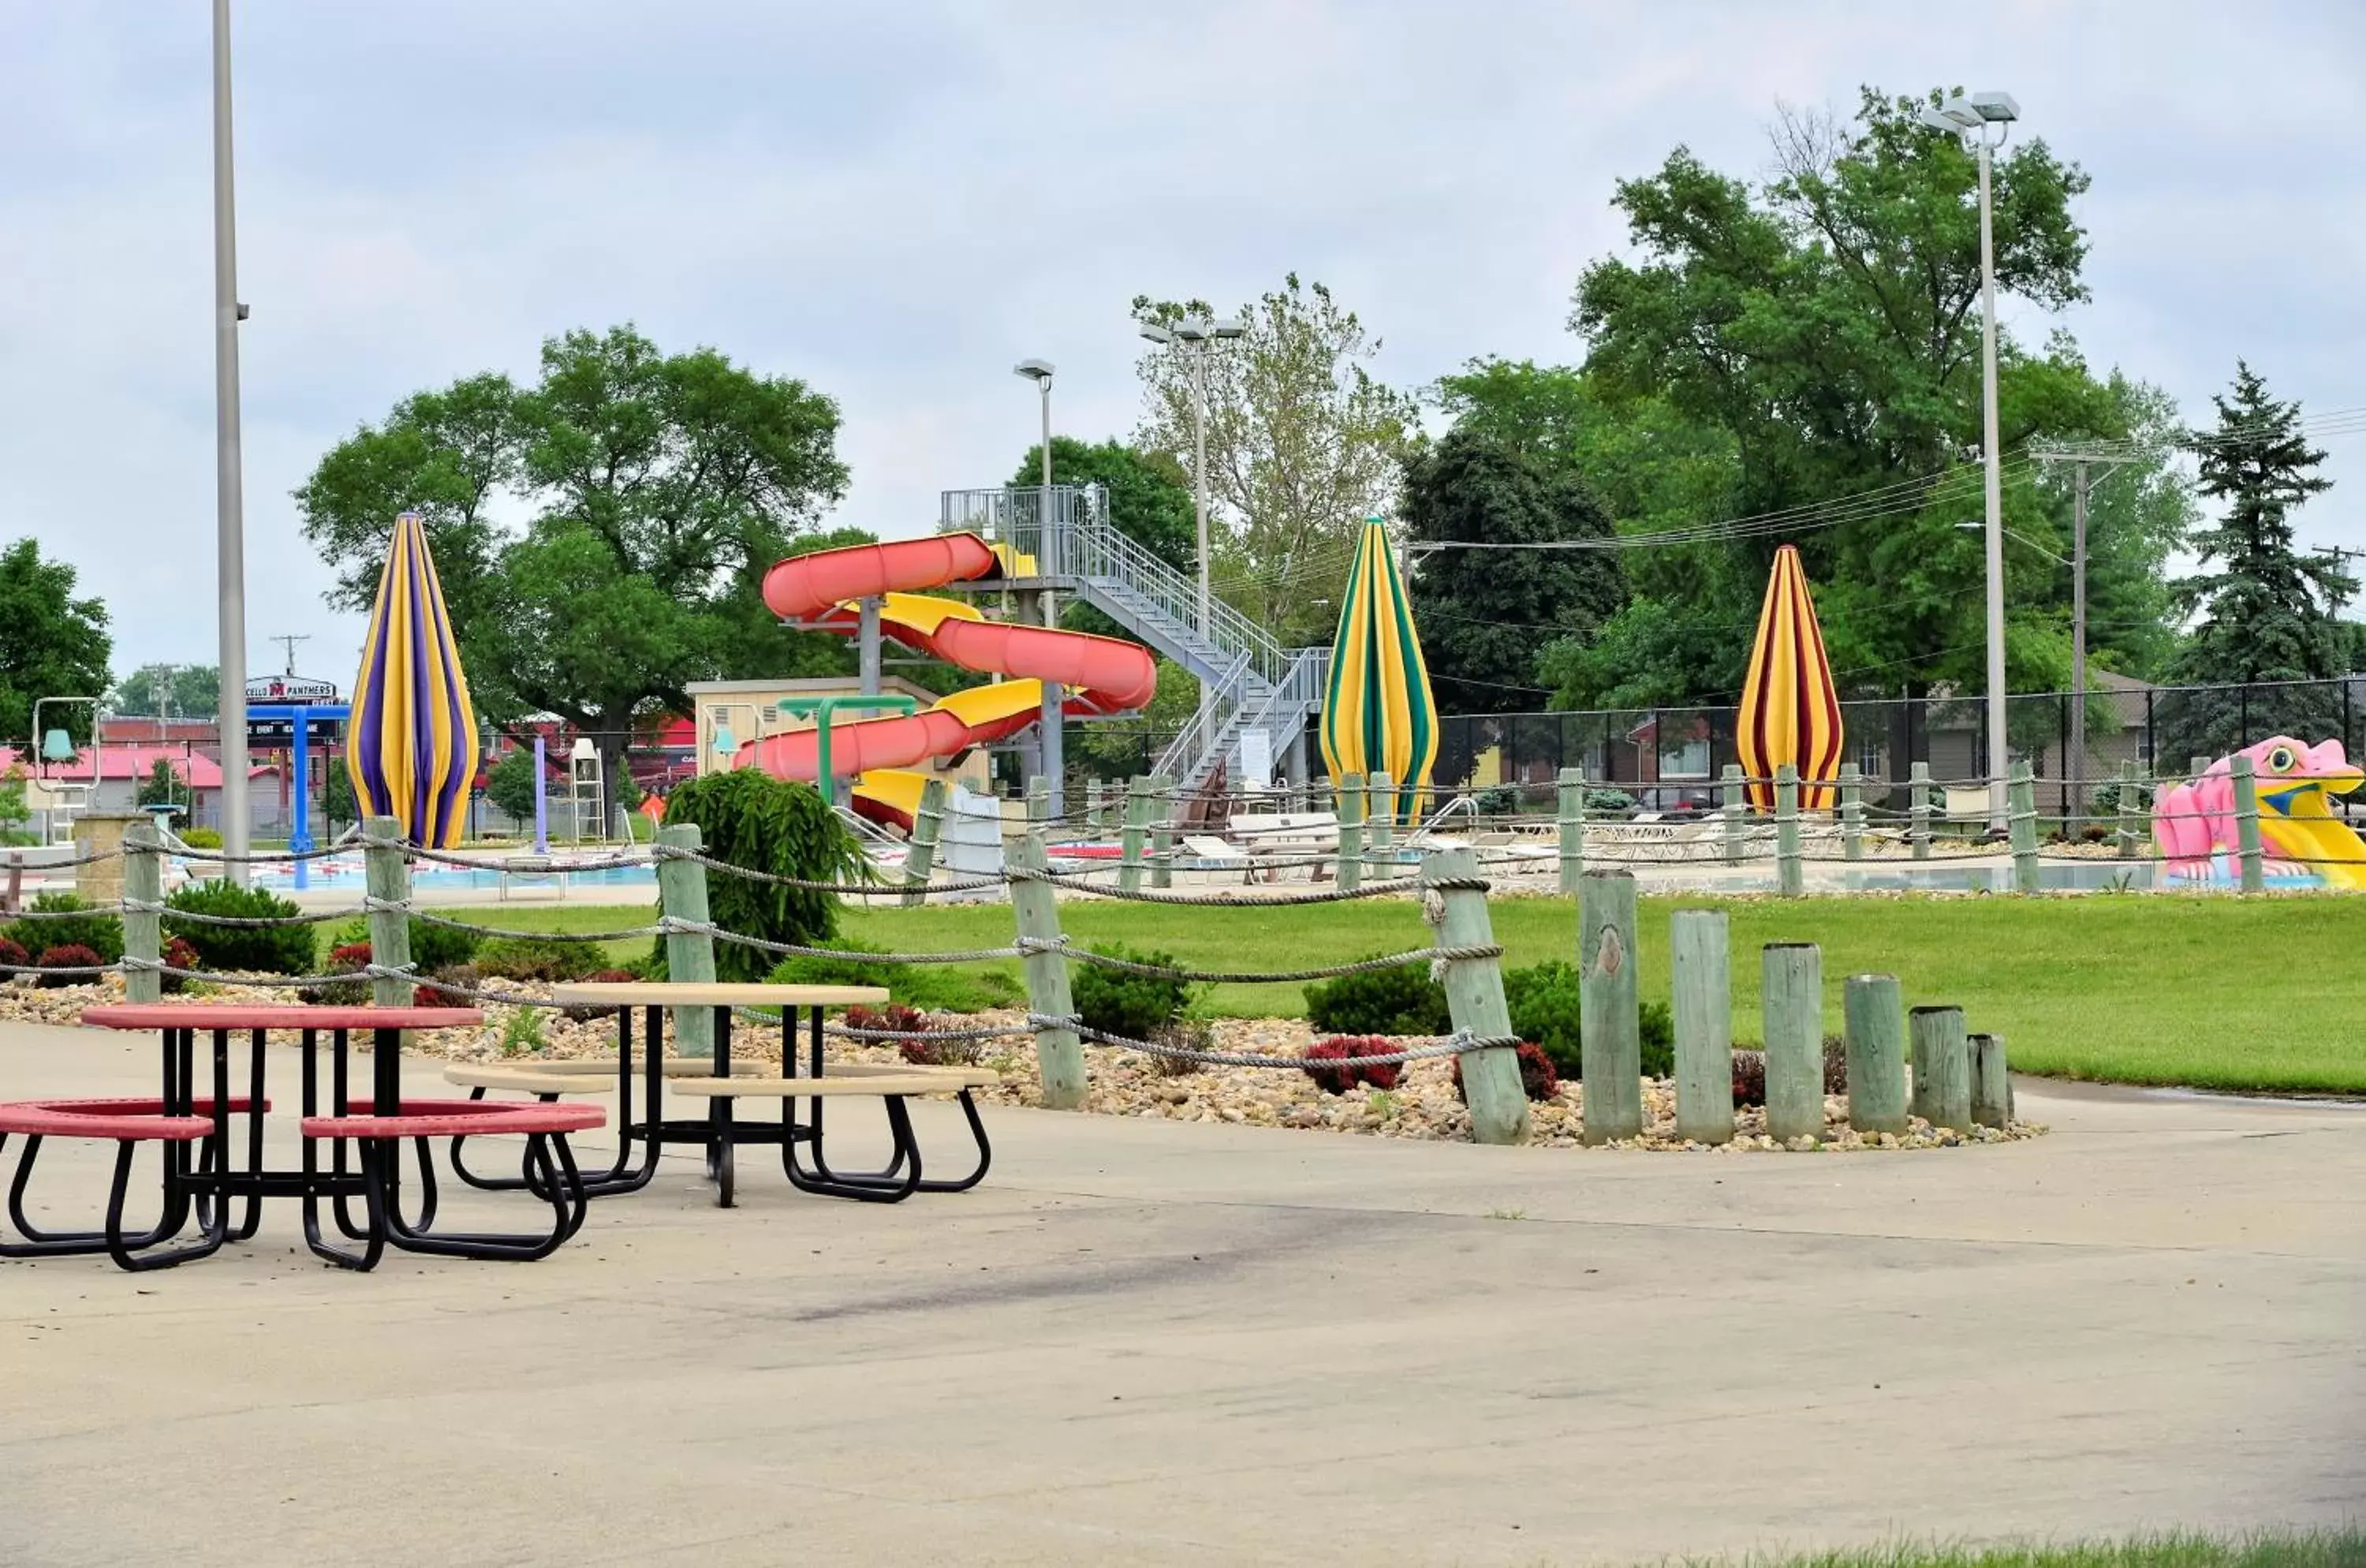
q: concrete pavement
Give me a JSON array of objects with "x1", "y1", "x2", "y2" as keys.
[{"x1": 0, "y1": 1019, "x2": 2358, "y2": 1566}]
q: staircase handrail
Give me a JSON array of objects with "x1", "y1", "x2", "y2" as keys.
[{"x1": 1154, "y1": 652, "x2": 1252, "y2": 782}]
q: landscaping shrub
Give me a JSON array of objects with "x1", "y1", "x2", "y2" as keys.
[
  {"x1": 845, "y1": 1002, "x2": 985, "y2": 1067},
  {"x1": 0, "y1": 936, "x2": 25, "y2": 973},
  {"x1": 34, "y1": 943, "x2": 103, "y2": 987},
  {"x1": 177, "y1": 826, "x2": 223, "y2": 849},
  {"x1": 2091, "y1": 778, "x2": 2154, "y2": 816},
  {"x1": 6, "y1": 892, "x2": 122, "y2": 966},
  {"x1": 162, "y1": 879, "x2": 311, "y2": 976},
  {"x1": 1731, "y1": 1048, "x2": 1767, "y2": 1107},
  {"x1": 328, "y1": 915, "x2": 481, "y2": 975},
  {"x1": 1303, "y1": 961, "x2": 1451, "y2": 1038},
  {"x1": 1300, "y1": 1036, "x2": 1402, "y2": 1096},
  {"x1": 473, "y1": 934, "x2": 610, "y2": 984},
  {"x1": 561, "y1": 969, "x2": 639, "y2": 1021},
  {"x1": 159, "y1": 935, "x2": 200, "y2": 994},
  {"x1": 1473, "y1": 785, "x2": 1518, "y2": 816},
  {"x1": 1584, "y1": 786, "x2": 1635, "y2": 815},
  {"x1": 655, "y1": 768, "x2": 865, "y2": 982},
  {"x1": 762, "y1": 941, "x2": 1020, "y2": 1014},
  {"x1": 1499, "y1": 960, "x2": 1674, "y2": 1082},
  {"x1": 419, "y1": 963, "x2": 482, "y2": 1003},
  {"x1": 300, "y1": 943, "x2": 373, "y2": 1009},
  {"x1": 1146, "y1": 1017, "x2": 1215, "y2": 1078},
  {"x1": 1070, "y1": 944, "x2": 1193, "y2": 1044},
  {"x1": 1823, "y1": 1033, "x2": 1849, "y2": 1095},
  {"x1": 1452, "y1": 1041, "x2": 1558, "y2": 1103}
]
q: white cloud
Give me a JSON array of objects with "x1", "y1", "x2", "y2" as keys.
[{"x1": 2, "y1": 0, "x2": 2361, "y2": 681}]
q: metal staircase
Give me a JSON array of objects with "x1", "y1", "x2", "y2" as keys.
[{"x1": 939, "y1": 485, "x2": 1327, "y2": 794}]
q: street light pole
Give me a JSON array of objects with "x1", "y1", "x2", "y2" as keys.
[
  {"x1": 1013, "y1": 359, "x2": 1061, "y2": 813},
  {"x1": 212, "y1": 0, "x2": 251, "y2": 882}
]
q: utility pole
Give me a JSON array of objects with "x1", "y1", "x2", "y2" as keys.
[
  {"x1": 2032, "y1": 440, "x2": 2144, "y2": 831},
  {"x1": 270, "y1": 633, "x2": 310, "y2": 677}
]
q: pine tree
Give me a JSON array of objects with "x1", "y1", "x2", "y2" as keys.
[{"x1": 2158, "y1": 363, "x2": 2350, "y2": 761}]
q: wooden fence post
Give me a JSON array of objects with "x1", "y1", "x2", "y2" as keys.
[
  {"x1": 1720, "y1": 763, "x2": 1745, "y2": 867},
  {"x1": 1578, "y1": 869, "x2": 1642, "y2": 1144},
  {"x1": 1761, "y1": 943, "x2": 1823, "y2": 1143},
  {"x1": 1148, "y1": 774, "x2": 1175, "y2": 890},
  {"x1": 1670, "y1": 909, "x2": 1733, "y2": 1144},
  {"x1": 2230, "y1": 753, "x2": 2265, "y2": 893},
  {"x1": 121, "y1": 819, "x2": 162, "y2": 1003},
  {"x1": 1368, "y1": 769, "x2": 1395, "y2": 878},
  {"x1": 1009, "y1": 832, "x2": 1087, "y2": 1109},
  {"x1": 2114, "y1": 760, "x2": 2140, "y2": 861},
  {"x1": 1026, "y1": 775, "x2": 1049, "y2": 827},
  {"x1": 1774, "y1": 763, "x2": 1804, "y2": 897},
  {"x1": 1909, "y1": 1005, "x2": 1969, "y2": 1130},
  {"x1": 1336, "y1": 773, "x2": 1366, "y2": 891},
  {"x1": 1843, "y1": 973, "x2": 1908, "y2": 1137},
  {"x1": 1557, "y1": 766, "x2": 1585, "y2": 894},
  {"x1": 1424, "y1": 846, "x2": 1528, "y2": 1144},
  {"x1": 1970, "y1": 1033, "x2": 2011, "y2": 1129},
  {"x1": 2009, "y1": 760, "x2": 2041, "y2": 894},
  {"x1": 1118, "y1": 775, "x2": 1151, "y2": 894},
  {"x1": 1839, "y1": 763, "x2": 1864, "y2": 863},
  {"x1": 1086, "y1": 778, "x2": 1108, "y2": 837},
  {"x1": 901, "y1": 777, "x2": 949, "y2": 907},
  {"x1": 362, "y1": 816, "x2": 416, "y2": 1010},
  {"x1": 655, "y1": 822, "x2": 717, "y2": 1059},
  {"x1": 1909, "y1": 760, "x2": 1932, "y2": 861}
]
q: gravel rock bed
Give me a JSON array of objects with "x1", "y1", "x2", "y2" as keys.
[{"x1": 7, "y1": 979, "x2": 2041, "y2": 1152}]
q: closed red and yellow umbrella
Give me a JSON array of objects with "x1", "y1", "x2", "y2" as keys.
[{"x1": 1735, "y1": 544, "x2": 1844, "y2": 812}]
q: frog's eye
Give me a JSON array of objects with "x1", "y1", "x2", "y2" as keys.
[{"x1": 2267, "y1": 744, "x2": 2297, "y2": 773}]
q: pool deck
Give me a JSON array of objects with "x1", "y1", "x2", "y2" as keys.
[{"x1": 2, "y1": 1018, "x2": 2360, "y2": 1566}]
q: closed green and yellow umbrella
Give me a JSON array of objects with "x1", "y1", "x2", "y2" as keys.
[
  {"x1": 1736, "y1": 543, "x2": 1845, "y2": 812},
  {"x1": 1320, "y1": 518, "x2": 1438, "y2": 826},
  {"x1": 345, "y1": 510, "x2": 480, "y2": 847}
]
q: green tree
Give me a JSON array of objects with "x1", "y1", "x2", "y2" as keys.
[
  {"x1": 1009, "y1": 437, "x2": 1196, "y2": 573},
  {"x1": 485, "y1": 745, "x2": 545, "y2": 823},
  {"x1": 297, "y1": 324, "x2": 849, "y2": 815},
  {"x1": 1566, "y1": 88, "x2": 2124, "y2": 704},
  {"x1": 135, "y1": 757, "x2": 184, "y2": 810},
  {"x1": 109, "y1": 663, "x2": 222, "y2": 720},
  {"x1": 320, "y1": 761, "x2": 358, "y2": 832},
  {"x1": 0, "y1": 539, "x2": 113, "y2": 743},
  {"x1": 2156, "y1": 364, "x2": 2350, "y2": 760},
  {"x1": 1132, "y1": 276, "x2": 1420, "y2": 645},
  {"x1": 1403, "y1": 430, "x2": 1625, "y2": 712}
]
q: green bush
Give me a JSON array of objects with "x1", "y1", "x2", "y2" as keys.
[
  {"x1": 1303, "y1": 961, "x2": 1451, "y2": 1037},
  {"x1": 178, "y1": 826, "x2": 223, "y2": 849},
  {"x1": 1500, "y1": 959, "x2": 1674, "y2": 1081},
  {"x1": 1473, "y1": 786, "x2": 1518, "y2": 816},
  {"x1": 655, "y1": 769, "x2": 866, "y2": 983},
  {"x1": 762, "y1": 939, "x2": 1021, "y2": 1014},
  {"x1": 329, "y1": 915, "x2": 481, "y2": 974},
  {"x1": 1069, "y1": 943, "x2": 1194, "y2": 1044},
  {"x1": 2091, "y1": 778, "x2": 2155, "y2": 816},
  {"x1": 474, "y1": 934, "x2": 611, "y2": 984},
  {"x1": 161, "y1": 879, "x2": 312, "y2": 976},
  {"x1": 1584, "y1": 786, "x2": 1635, "y2": 815},
  {"x1": 6, "y1": 891, "x2": 123, "y2": 966}
]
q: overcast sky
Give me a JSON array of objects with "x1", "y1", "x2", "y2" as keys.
[{"x1": 3, "y1": 1, "x2": 2362, "y2": 685}]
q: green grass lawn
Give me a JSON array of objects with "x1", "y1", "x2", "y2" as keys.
[
  {"x1": 1725, "y1": 1530, "x2": 2366, "y2": 1568},
  {"x1": 435, "y1": 894, "x2": 2366, "y2": 1096}
]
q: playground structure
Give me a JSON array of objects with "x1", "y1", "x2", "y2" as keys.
[{"x1": 2153, "y1": 735, "x2": 2366, "y2": 888}]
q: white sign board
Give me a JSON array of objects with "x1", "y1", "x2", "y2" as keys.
[
  {"x1": 1237, "y1": 729, "x2": 1274, "y2": 791},
  {"x1": 245, "y1": 675, "x2": 338, "y2": 704}
]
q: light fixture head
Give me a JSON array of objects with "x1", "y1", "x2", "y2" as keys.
[
  {"x1": 1209, "y1": 317, "x2": 1247, "y2": 339},
  {"x1": 1939, "y1": 96, "x2": 1984, "y2": 129},
  {"x1": 1174, "y1": 317, "x2": 1209, "y2": 342},
  {"x1": 1013, "y1": 358, "x2": 1055, "y2": 383},
  {"x1": 1918, "y1": 106, "x2": 1967, "y2": 136},
  {"x1": 1138, "y1": 323, "x2": 1175, "y2": 345},
  {"x1": 1968, "y1": 91, "x2": 2019, "y2": 123}
]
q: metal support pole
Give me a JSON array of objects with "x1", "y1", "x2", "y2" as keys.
[
  {"x1": 1039, "y1": 680, "x2": 1065, "y2": 820},
  {"x1": 1976, "y1": 133, "x2": 2008, "y2": 834},
  {"x1": 2069, "y1": 461, "x2": 2089, "y2": 834},
  {"x1": 856, "y1": 596, "x2": 882, "y2": 696},
  {"x1": 212, "y1": 0, "x2": 251, "y2": 884}
]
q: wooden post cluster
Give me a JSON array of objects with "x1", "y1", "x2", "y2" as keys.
[
  {"x1": 2008, "y1": 760, "x2": 2040, "y2": 895},
  {"x1": 1842, "y1": 974, "x2": 1908, "y2": 1136},
  {"x1": 655, "y1": 822, "x2": 718, "y2": 1059},
  {"x1": 121, "y1": 819, "x2": 163, "y2": 1004},
  {"x1": 1118, "y1": 775, "x2": 1152, "y2": 894},
  {"x1": 362, "y1": 816, "x2": 416, "y2": 1010},
  {"x1": 1008, "y1": 832, "x2": 1086, "y2": 1109},
  {"x1": 1774, "y1": 763, "x2": 1804, "y2": 897},
  {"x1": 2229, "y1": 753, "x2": 2265, "y2": 893},
  {"x1": 1839, "y1": 763, "x2": 1864, "y2": 863},
  {"x1": 1668, "y1": 909, "x2": 1733, "y2": 1144},
  {"x1": 1424, "y1": 846, "x2": 1528, "y2": 1146},
  {"x1": 1556, "y1": 766, "x2": 1585, "y2": 894},
  {"x1": 1909, "y1": 1005, "x2": 1970, "y2": 1131},
  {"x1": 1760, "y1": 943, "x2": 1823, "y2": 1142},
  {"x1": 1909, "y1": 761, "x2": 1933, "y2": 861},
  {"x1": 1578, "y1": 870, "x2": 1642, "y2": 1144},
  {"x1": 1148, "y1": 774, "x2": 1176, "y2": 890},
  {"x1": 1970, "y1": 1033, "x2": 2012, "y2": 1129},
  {"x1": 1720, "y1": 763, "x2": 1745, "y2": 867},
  {"x1": 2114, "y1": 760, "x2": 2140, "y2": 861},
  {"x1": 901, "y1": 777, "x2": 949, "y2": 907},
  {"x1": 1336, "y1": 773, "x2": 1367, "y2": 891}
]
